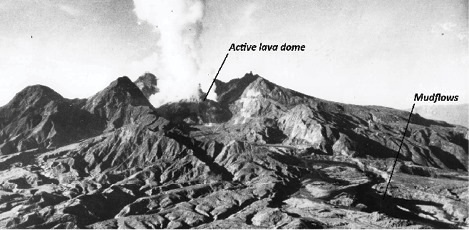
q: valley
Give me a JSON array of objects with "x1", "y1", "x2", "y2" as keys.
[{"x1": 0, "y1": 73, "x2": 467, "y2": 228}]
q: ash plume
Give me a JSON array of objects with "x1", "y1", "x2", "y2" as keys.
[{"x1": 133, "y1": 0, "x2": 214, "y2": 106}]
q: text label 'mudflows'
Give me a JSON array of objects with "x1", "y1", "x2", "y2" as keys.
[{"x1": 414, "y1": 93, "x2": 459, "y2": 103}]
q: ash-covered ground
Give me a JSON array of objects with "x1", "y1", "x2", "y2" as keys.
[{"x1": 0, "y1": 73, "x2": 467, "y2": 228}]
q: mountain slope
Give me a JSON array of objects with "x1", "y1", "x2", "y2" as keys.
[
  {"x1": 83, "y1": 76, "x2": 156, "y2": 131},
  {"x1": 162, "y1": 73, "x2": 467, "y2": 171},
  {"x1": 0, "y1": 76, "x2": 158, "y2": 155},
  {"x1": 0, "y1": 85, "x2": 100, "y2": 155},
  {"x1": 0, "y1": 73, "x2": 467, "y2": 228}
]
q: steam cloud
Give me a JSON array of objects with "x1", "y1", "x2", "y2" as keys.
[{"x1": 133, "y1": 0, "x2": 215, "y2": 106}]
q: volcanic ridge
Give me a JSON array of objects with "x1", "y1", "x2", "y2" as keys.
[{"x1": 0, "y1": 72, "x2": 467, "y2": 229}]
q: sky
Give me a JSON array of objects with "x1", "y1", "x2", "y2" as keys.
[{"x1": 0, "y1": 0, "x2": 467, "y2": 109}]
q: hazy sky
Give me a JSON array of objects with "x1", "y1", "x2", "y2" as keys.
[{"x1": 0, "y1": 0, "x2": 467, "y2": 109}]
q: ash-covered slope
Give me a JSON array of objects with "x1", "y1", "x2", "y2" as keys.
[
  {"x1": 83, "y1": 76, "x2": 156, "y2": 131},
  {"x1": 0, "y1": 85, "x2": 99, "y2": 155},
  {"x1": 0, "y1": 76, "x2": 157, "y2": 155},
  {"x1": 0, "y1": 73, "x2": 468, "y2": 229},
  {"x1": 161, "y1": 73, "x2": 468, "y2": 171}
]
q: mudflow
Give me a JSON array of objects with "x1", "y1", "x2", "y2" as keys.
[{"x1": 0, "y1": 72, "x2": 467, "y2": 228}]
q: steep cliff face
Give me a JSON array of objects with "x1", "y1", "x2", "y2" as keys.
[
  {"x1": 0, "y1": 73, "x2": 467, "y2": 228},
  {"x1": 207, "y1": 73, "x2": 468, "y2": 171},
  {"x1": 0, "y1": 85, "x2": 100, "y2": 155},
  {"x1": 0, "y1": 77, "x2": 157, "y2": 155},
  {"x1": 83, "y1": 76, "x2": 156, "y2": 131},
  {"x1": 156, "y1": 100, "x2": 232, "y2": 125}
]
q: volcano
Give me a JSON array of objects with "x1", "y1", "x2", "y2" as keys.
[{"x1": 0, "y1": 73, "x2": 467, "y2": 228}]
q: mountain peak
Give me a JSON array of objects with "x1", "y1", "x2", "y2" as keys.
[
  {"x1": 17, "y1": 84, "x2": 62, "y2": 100},
  {"x1": 241, "y1": 71, "x2": 262, "y2": 82},
  {"x1": 86, "y1": 76, "x2": 150, "y2": 108},
  {"x1": 1, "y1": 72, "x2": 468, "y2": 228},
  {"x1": 21, "y1": 84, "x2": 59, "y2": 93},
  {"x1": 83, "y1": 76, "x2": 155, "y2": 130},
  {"x1": 214, "y1": 72, "x2": 262, "y2": 104},
  {"x1": 110, "y1": 76, "x2": 137, "y2": 89},
  {"x1": 2, "y1": 84, "x2": 64, "y2": 111}
]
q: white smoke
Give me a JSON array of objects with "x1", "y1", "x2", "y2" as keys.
[
  {"x1": 206, "y1": 82, "x2": 217, "y2": 101},
  {"x1": 133, "y1": 0, "x2": 211, "y2": 106}
]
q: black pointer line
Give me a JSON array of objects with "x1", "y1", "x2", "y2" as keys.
[
  {"x1": 382, "y1": 103, "x2": 415, "y2": 200},
  {"x1": 204, "y1": 53, "x2": 229, "y2": 101}
]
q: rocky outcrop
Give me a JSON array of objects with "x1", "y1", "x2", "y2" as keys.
[
  {"x1": 0, "y1": 73, "x2": 467, "y2": 228},
  {"x1": 0, "y1": 76, "x2": 158, "y2": 156},
  {"x1": 83, "y1": 76, "x2": 156, "y2": 131},
  {"x1": 215, "y1": 74, "x2": 468, "y2": 171},
  {"x1": 156, "y1": 100, "x2": 232, "y2": 125},
  {"x1": 0, "y1": 85, "x2": 101, "y2": 155}
]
